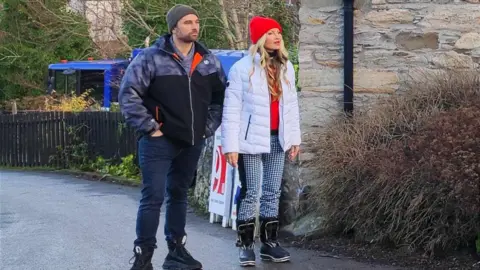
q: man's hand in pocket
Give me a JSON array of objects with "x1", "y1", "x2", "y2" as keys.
[{"x1": 151, "y1": 130, "x2": 163, "y2": 137}]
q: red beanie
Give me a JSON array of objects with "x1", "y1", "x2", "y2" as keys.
[{"x1": 249, "y1": 16, "x2": 282, "y2": 44}]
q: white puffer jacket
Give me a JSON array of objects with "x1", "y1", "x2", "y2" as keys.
[{"x1": 221, "y1": 53, "x2": 301, "y2": 154}]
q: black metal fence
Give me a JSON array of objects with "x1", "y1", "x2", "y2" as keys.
[{"x1": 0, "y1": 111, "x2": 137, "y2": 167}]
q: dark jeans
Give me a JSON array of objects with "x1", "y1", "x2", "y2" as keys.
[{"x1": 133, "y1": 135, "x2": 204, "y2": 248}]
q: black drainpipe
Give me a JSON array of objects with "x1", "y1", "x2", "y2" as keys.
[{"x1": 343, "y1": 0, "x2": 354, "y2": 115}]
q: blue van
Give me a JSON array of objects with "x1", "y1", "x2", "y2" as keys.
[{"x1": 47, "y1": 49, "x2": 247, "y2": 110}]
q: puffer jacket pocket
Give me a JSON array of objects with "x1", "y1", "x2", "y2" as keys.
[{"x1": 142, "y1": 97, "x2": 163, "y2": 124}]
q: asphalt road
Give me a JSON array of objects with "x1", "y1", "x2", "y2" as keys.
[{"x1": 0, "y1": 171, "x2": 400, "y2": 270}]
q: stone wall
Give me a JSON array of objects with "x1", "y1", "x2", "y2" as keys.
[{"x1": 297, "y1": 0, "x2": 480, "y2": 185}]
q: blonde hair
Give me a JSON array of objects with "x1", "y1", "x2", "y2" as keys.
[{"x1": 248, "y1": 33, "x2": 291, "y2": 100}]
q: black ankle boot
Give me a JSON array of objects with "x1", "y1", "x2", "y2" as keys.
[
  {"x1": 236, "y1": 220, "x2": 256, "y2": 267},
  {"x1": 162, "y1": 235, "x2": 202, "y2": 270},
  {"x1": 259, "y1": 217, "x2": 290, "y2": 263},
  {"x1": 129, "y1": 245, "x2": 155, "y2": 270}
]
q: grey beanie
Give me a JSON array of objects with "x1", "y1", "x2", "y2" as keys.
[{"x1": 166, "y1": 4, "x2": 199, "y2": 33}]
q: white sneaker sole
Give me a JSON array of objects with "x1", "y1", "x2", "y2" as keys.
[
  {"x1": 239, "y1": 260, "x2": 256, "y2": 267},
  {"x1": 260, "y1": 254, "x2": 291, "y2": 263}
]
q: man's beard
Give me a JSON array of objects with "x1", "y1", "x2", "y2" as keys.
[{"x1": 178, "y1": 32, "x2": 198, "y2": 43}]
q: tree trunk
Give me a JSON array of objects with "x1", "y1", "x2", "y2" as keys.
[
  {"x1": 278, "y1": 156, "x2": 301, "y2": 227},
  {"x1": 229, "y1": 8, "x2": 246, "y2": 49},
  {"x1": 191, "y1": 136, "x2": 215, "y2": 213},
  {"x1": 217, "y1": 0, "x2": 236, "y2": 49}
]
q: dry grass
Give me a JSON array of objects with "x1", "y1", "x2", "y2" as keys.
[
  {"x1": 1, "y1": 90, "x2": 98, "y2": 112},
  {"x1": 311, "y1": 70, "x2": 480, "y2": 257}
]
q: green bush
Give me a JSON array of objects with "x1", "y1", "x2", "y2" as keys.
[
  {"x1": 312, "y1": 70, "x2": 480, "y2": 257},
  {"x1": 0, "y1": 0, "x2": 96, "y2": 101},
  {"x1": 49, "y1": 124, "x2": 91, "y2": 170},
  {"x1": 91, "y1": 155, "x2": 140, "y2": 181}
]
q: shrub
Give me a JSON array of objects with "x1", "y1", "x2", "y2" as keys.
[
  {"x1": 90, "y1": 155, "x2": 140, "y2": 181},
  {"x1": 0, "y1": 0, "x2": 97, "y2": 100},
  {"x1": 0, "y1": 90, "x2": 98, "y2": 112},
  {"x1": 312, "y1": 70, "x2": 480, "y2": 257},
  {"x1": 44, "y1": 90, "x2": 97, "y2": 112}
]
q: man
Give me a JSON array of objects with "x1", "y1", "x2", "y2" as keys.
[{"x1": 118, "y1": 4, "x2": 226, "y2": 270}]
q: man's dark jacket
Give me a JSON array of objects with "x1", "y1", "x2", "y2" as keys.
[{"x1": 118, "y1": 34, "x2": 226, "y2": 145}]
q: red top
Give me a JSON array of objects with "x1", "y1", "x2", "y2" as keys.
[{"x1": 270, "y1": 86, "x2": 280, "y2": 131}]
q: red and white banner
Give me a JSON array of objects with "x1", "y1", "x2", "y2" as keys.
[
  {"x1": 208, "y1": 128, "x2": 234, "y2": 227},
  {"x1": 212, "y1": 144, "x2": 227, "y2": 195}
]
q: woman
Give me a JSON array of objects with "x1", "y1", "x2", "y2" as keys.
[{"x1": 221, "y1": 16, "x2": 301, "y2": 266}]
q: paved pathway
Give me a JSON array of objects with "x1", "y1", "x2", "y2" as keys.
[{"x1": 0, "y1": 171, "x2": 401, "y2": 270}]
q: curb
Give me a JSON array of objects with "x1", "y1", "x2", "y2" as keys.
[{"x1": 0, "y1": 167, "x2": 141, "y2": 187}]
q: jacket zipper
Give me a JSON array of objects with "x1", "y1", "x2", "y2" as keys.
[
  {"x1": 188, "y1": 76, "x2": 194, "y2": 145},
  {"x1": 163, "y1": 48, "x2": 203, "y2": 145},
  {"x1": 281, "y1": 93, "x2": 285, "y2": 147},
  {"x1": 186, "y1": 58, "x2": 205, "y2": 145},
  {"x1": 245, "y1": 115, "x2": 252, "y2": 140}
]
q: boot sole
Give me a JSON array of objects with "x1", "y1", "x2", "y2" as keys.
[
  {"x1": 239, "y1": 260, "x2": 256, "y2": 267},
  {"x1": 130, "y1": 263, "x2": 153, "y2": 270},
  {"x1": 260, "y1": 254, "x2": 290, "y2": 263},
  {"x1": 162, "y1": 263, "x2": 202, "y2": 270},
  {"x1": 162, "y1": 268, "x2": 201, "y2": 270},
  {"x1": 162, "y1": 267, "x2": 202, "y2": 270}
]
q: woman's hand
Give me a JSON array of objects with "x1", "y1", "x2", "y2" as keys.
[
  {"x1": 289, "y1": 145, "x2": 300, "y2": 161},
  {"x1": 225, "y1": 152, "x2": 239, "y2": 168}
]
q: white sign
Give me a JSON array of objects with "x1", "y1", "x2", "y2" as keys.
[
  {"x1": 208, "y1": 128, "x2": 234, "y2": 227},
  {"x1": 230, "y1": 168, "x2": 241, "y2": 230}
]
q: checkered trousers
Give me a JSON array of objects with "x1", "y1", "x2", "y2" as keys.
[{"x1": 236, "y1": 135, "x2": 285, "y2": 221}]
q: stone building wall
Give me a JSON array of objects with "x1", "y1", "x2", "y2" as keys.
[{"x1": 297, "y1": 0, "x2": 480, "y2": 185}]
